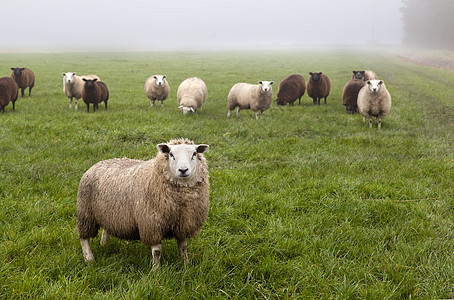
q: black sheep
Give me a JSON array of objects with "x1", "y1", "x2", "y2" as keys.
[
  {"x1": 342, "y1": 79, "x2": 366, "y2": 114},
  {"x1": 275, "y1": 74, "x2": 306, "y2": 106},
  {"x1": 81, "y1": 78, "x2": 109, "y2": 112},
  {"x1": 10, "y1": 67, "x2": 35, "y2": 97},
  {"x1": 0, "y1": 77, "x2": 19, "y2": 113},
  {"x1": 307, "y1": 72, "x2": 331, "y2": 105}
]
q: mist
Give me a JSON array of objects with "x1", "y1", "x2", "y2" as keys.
[{"x1": 2, "y1": 0, "x2": 403, "y2": 51}]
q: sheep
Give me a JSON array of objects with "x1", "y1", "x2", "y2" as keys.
[
  {"x1": 10, "y1": 67, "x2": 35, "y2": 97},
  {"x1": 62, "y1": 72, "x2": 100, "y2": 109},
  {"x1": 352, "y1": 70, "x2": 378, "y2": 81},
  {"x1": 77, "y1": 138, "x2": 210, "y2": 267},
  {"x1": 307, "y1": 72, "x2": 331, "y2": 105},
  {"x1": 357, "y1": 79, "x2": 392, "y2": 129},
  {"x1": 177, "y1": 77, "x2": 207, "y2": 114},
  {"x1": 227, "y1": 81, "x2": 274, "y2": 119},
  {"x1": 342, "y1": 79, "x2": 366, "y2": 114},
  {"x1": 81, "y1": 78, "x2": 109, "y2": 112},
  {"x1": 144, "y1": 75, "x2": 170, "y2": 107},
  {"x1": 0, "y1": 77, "x2": 19, "y2": 113},
  {"x1": 275, "y1": 74, "x2": 306, "y2": 106}
]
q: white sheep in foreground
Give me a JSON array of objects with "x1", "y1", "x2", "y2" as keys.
[
  {"x1": 177, "y1": 77, "x2": 207, "y2": 114},
  {"x1": 357, "y1": 79, "x2": 392, "y2": 129},
  {"x1": 144, "y1": 75, "x2": 170, "y2": 107},
  {"x1": 227, "y1": 81, "x2": 274, "y2": 119},
  {"x1": 77, "y1": 138, "x2": 210, "y2": 267},
  {"x1": 62, "y1": 72, "x2": 100, "y2": 109}
]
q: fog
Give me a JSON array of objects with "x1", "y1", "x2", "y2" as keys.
[{"x1": 2, "y1": 0, "x2": 403, "y2": 51}]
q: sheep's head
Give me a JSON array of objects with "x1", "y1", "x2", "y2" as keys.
[
  {"x1": 178, "y1": 106, "x2": 195, "y2": 114},
  {"x1": 275, "y1": 98, "x2": 286, "y2": 105},
  {"x1": 309, "y1": 72, "x2": 322, "y2": 82},
  {"x1": 258, "y1": 81, "x2": 274, "y2": 93},
  {"x1": 83, "y1": 78, "x2": 98, "y2": 89},
  {"x1": 11, "y1": 67, "x2": 25, "y2": 78},
  {"x1": 153, "y1": 75, "x2": 166, "y2": 87},
  {"x1": 352, "y1": 71, "x2": 365, "y2": 80},
  {"x1": 157, "y1": 142, "x2": 209, "y2": 184},
  {"x1": 62, "y1": 72, "x2": 76, "y2": 84},
  {"x1": 366, "y1": 80, "x2": 384, "y2": 94}
]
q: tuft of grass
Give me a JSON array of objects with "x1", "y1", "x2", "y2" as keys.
[{"x1": 0, "y1": 50, "x2": 453, "y2": 298}]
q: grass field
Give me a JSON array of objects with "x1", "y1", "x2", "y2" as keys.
[{"x1": 0, "y1": 49, "x2": 453, "y2": 298}]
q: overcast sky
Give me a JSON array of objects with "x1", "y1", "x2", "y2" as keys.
[{"x1": 2, "y1": 0, "x2": 403, "y2": 50}]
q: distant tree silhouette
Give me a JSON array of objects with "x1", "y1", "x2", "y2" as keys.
[{"x1": 401, "y1": 0, "x2": 454, "y2": 49}]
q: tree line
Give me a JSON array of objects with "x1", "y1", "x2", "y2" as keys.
[{"x1": 401, "y1": 0, "x2": 454, "y2": 49}]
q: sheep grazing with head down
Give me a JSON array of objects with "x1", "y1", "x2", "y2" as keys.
[
  {"x1": 177, "y1": 77, "x2": 207, "y2": 114},
  {"x1": 62, "y1": 72, "x2": 100, "y2": 109},
  {"x1": 227, "y1": 81, "x2": 274, "y2": 119},
  {"x1": 342, "y1": 79, "x2": 366, "y2": 114},
  {"x1": 357, "y1": 79, "x2": 392, "y2": 129},
  {"x1": 81, "y1": 78, "x2": 109, "y2": 112},
  {"x1": 352, "y1": 70, "x2": 378, "y2": 81},
  {"x1": 10, "y1": 67, "x2": 35, "y2": 98},
  {"x1": 275, "y1": 74, "x2": 306, "y2": 106},
  {"x1": 0, "y1": 77, "x2": 19, "y2": 113},
  {"x1": 77, "y1": 138, "x2": 210, "y2": 267},
  {"x1": 307, "y1": 72, "x2": 331, "y2": 105},
  {"x1": 144, "y1": 75, "x2": 170, "y2": 107}
]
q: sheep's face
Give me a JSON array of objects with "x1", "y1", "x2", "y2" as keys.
[
  {"x1": 309, "y1": 72, "x2": 322, "y2": 82},
  {"x1": 366, "y1": 80, "x2": 384, "y2": 94},
  {"x1": 275, "y1": 98, "x2": 285, "y2": 105},
  {"x1": 179, "y1": 106, "x2": 195, "y2": 114},
  {"x1": 11, "y1": 67, "x2": 25, "y2": 78},
  {"x1": 83, "y1": 78, "x2": 98, "y2": 89},
  {"x1": 157, "y1": 143, "x2": 209, "y2": 181},
  {"x1": 62, "y1": 72, "x2": 76, "y2": 84},
  {"x1": 258, "y1": 81, "x2": 274, "y2": 93},
  {"x1": 353, "y1": 71, "x2": 365, "y2": 80},
  {"x1": 154, "y1": 75, "x2": 166, "y2": 87}
]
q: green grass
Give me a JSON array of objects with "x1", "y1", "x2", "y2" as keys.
[{"x1": 1, "y1": 49, "x2": 453, "y2": 298}]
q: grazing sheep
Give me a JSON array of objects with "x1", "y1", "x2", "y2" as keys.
[
  {"x1": 62, "y1": 72, "x2": 100, "y2": 109},
  {"x1": 81, "y1": 78, "x2": 109, "y2": 112},
  {"x1": 177, "y1": 77, "x2": 207, "y2": 114},
  {"x1": 342, "y1": 79, "x2": 366, "y2": 114},
  {"x1": 0, "y1": 77, "x2": 19, "y2": 113},
  {"x1": 144, "y1": 75, "x2": 170, "y2": 107},
  {"x1": 352, "y1": 70, "x2": 378, "y2": 81},
  {"x1": 275, "y1": 74, "x2": 306, "y2": 106},
  {"x1": 77, "y1": 138, "x2": 210, "y2": 267},
  {"x1": 357, "y1": 80, "x2": 392, "y2": 129},
  {"x1": 307, "y1": 72, "x2": 331, "y2": 105},
  {"x1": 10, "y1": 67, "x2": 35, "y2": 97},
  {"x1": 227, "y1": 81, "x2": 274, "y2": 119}
]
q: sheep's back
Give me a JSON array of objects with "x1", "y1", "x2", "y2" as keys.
[
  {"x1": 227, "y1": 83, "x2": 257, "y2": 108},
  {"x1": 342, "y1": 79, "x2": 366, "y2": 106},
  {"x1": 0, "y1": 77, "x2": 19, "y2": 105},
  {"x1": 11, "y1": 68, "x2": 35, "y2": 89},
  {"x1": 177, "y1": 78, "x2": 207, "y2": 105},
  {"x1": 277, "y1": 74, "x2": 306, "y2": 104}
]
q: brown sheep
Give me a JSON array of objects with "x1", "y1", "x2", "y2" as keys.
[
  {"x1": 307, "y1": 72, "x2": 331, "y2": 105},
  {"x1": 275, "y1": 74, "x2": 306, "y2": 106},
  {"x1": 342, "y1": 79, "x2": 366, "y2": 114},
  {"x1": 0, "y1": 77, "x2": 19, "y2": 113},
  {"x1": 10, "y1": 67, "x2": 35, "y2": 97},
  {"x1": 81, "y1": 78, "x2": 109, "y2": 112}
]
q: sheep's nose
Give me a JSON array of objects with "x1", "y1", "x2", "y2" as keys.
[{"x1": 179, "y1": 168, "x2": 189, "y2": 175}]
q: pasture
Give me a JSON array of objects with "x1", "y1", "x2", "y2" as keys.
[{"x1": 0, "y1": 50, "x2": 453, "y2": 298}]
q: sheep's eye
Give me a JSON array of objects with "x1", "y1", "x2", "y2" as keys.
[
  {"x1": 169, "y1": 153, "x2": 175, "y2": 160},
  {"x1": 192, "y1": 152, "x2": 197, "y2": 160}
]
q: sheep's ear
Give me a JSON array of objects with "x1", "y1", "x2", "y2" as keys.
[
  {"x1": 190, "y1": 107, "x2": 195, "y2": 112},
  {"x1": 11, "y1": 68, "x2": 14, "y2": 70},
  {"x1": 178, "y1": 105, "x2": 183, "y2": 109},
  {"x1": 309, "y1": 72, "x2": 313, "y2": 75},
  {"x1": 319, "y1": 72, "x2": 323, "y2": 75},
  {"x1": 157, "y1": 143, "x2": 170, "y2": 153},
  {"x1": 73, "y1": 72, "x2": 76, "y2": 76},
  {"x1": 93, "y1": 78, "x2": 98, "y2": 82},
  {"x1": 352, "y1": 71, "x2": 356, "y2": 74},
  {"x1": 379, "y1": 80, "x2": 384, "y2": 85},
  {"x1": 82, "y1": 78, "x2": 87, "y2": 82},
  {"x1": 163, "y1": 75, "x2": 166, "y2": 79},
  {"x1": 270, "y1": 81, "x2": 274, "y2": 85},
  {"x1": 366, "y1": 80, "x2": 371, "y2": 85},
  {"x1": 153, "y1": 75, "x2": 157, "y2": 79},
  {"x1": 62, "y1": 73, "x2": 66, "y2": 76},
  {"x1": 258, "y1": 81, "x2": 263, "y2": 85},
  {"x1": 196, "y1": 144, "x2": 209, "y2": 153}
]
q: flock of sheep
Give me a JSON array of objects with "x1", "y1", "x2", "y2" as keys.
[
  {"x1": 0, "y1": 65, "x2": 392, "y2": 266},
  {"x1": 1, "y1": 67, "x2": 392, "y2": 128}
]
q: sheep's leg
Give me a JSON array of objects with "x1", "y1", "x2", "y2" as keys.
[
  {"x1": 377, "y1": 118, "x2": 382, "y2": 130},
  {"x1": 100, "y1": 229, "x2": 110, "y2": 245},
  {"x1": 318, "y1": 97, "x2": 321, "y2": 105},
  {"x1": 160, "y1": 100, "x2": 164, "y2": 107},
  {"x1": 312, "y1": 97, "x2": 317, "y2": 105},
  {"x1": 255, "y1": 111, "x2": 259, "y2": 120},
  {"x1": 80, "y1": 238, "x2": 95, "y2": 262},
  {"x1": 69, "y1": 97, "x2": 73, "y2": 109},
  {"x1": 29, "y1": 87, "x2": 32, "y2": 96},
  {"x1": 178, "y1": 239, "x2": 189, "y2": 266},
  {"x1": 150, "y1": 98, "x2": 155, "y2": 107},
  {"x1": 151, "y1": 244, "x2": 162, "y2": 269},
  {"x1": 236, "y1": 107, "x2": 241, "y2": 117},
  {"x1": 324, "y1": 96, "x2": 327, "y2": 104},
  {"x1": 75, "y1": 99, "x2": 78, "y2": 110},
  {"x1": 21, "y1": 88, "x2": 25, "y2": 98},
  {"x1": 86, "y1": 103, "x2": 90, "y2": 112},
  {"x1": 227, "y1": 109, "x2": 232, "y2": 117},
  {"x1": 369, "y1": 118, "x2": 373, "y2": 128}
]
